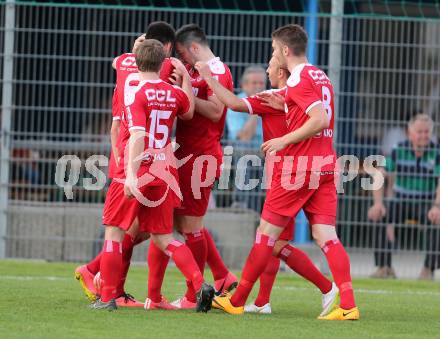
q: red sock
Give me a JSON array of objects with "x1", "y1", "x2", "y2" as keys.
[
  {"x1": 147, "y1": 242, "x2": 170, "y2": 303},
  {"x1": 254, "y1": 256, "x2": 280, "y2": 307},
  {"x1": 204, "y1": 228, "x2": 229, "y2": 280},
  {"x1": 99, "y1": 240, "x2": 122, "y2": 302},
  {"x1": 86, "y1": 252, "x2": 102, "y2": 275},
  {"x1": 115, "y1": 233, "x2": 135, "y2": 296},
  {"x1": 278, "y1": 244, "x2": 332, "y2": 294},
  {"x1": 230, "y1": 232, "x2": 275, "y2": 307},
  {"x1": 322, "y1": 239, "x2": 356, "y2": 309},
  {"x1": 165, "y1": 240, "x2": 204, "y2": 293},
  {"x1": 183, "y1": 230, "x2": 207, "y2": 302}
]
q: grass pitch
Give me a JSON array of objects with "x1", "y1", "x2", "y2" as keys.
[{"x1": 0, "y1": 260, "x2": 439, "y2": 339}]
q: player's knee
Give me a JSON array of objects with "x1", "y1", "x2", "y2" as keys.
[
  {"x1": 104, "y1": 226, "x2": 124, "y2": 242},
  {"x1": 176, "y1": 215, "x2": 203, "y2": 233},
  {"x1": 257, "y1": 223, "x2": 282, "y2": 240},
  {"x1": 151, "y1": 234, "x2": 173, "y2": 251},
  {"x1": 273, "y1": 239, "x2": 288, "y2": 256},
  {"x1": 311, "y1": 224, "x2": 338, "y2": 248}
]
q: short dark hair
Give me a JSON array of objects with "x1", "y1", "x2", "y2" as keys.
[
  {"x1": 146, "y1": 21, "x2": 175, "y2": 45},
  {"x1": 135, "y1": 39, "x2": 165, "y2": 73},
  {"x1": 175, "y1": 24, "x2": 208, "y2": 47},
  {"x1": 272, "y1": 24, "x2": 308, "y2": 56}
]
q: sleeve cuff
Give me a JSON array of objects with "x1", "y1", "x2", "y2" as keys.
[
  {"x1": 112, "y1": 116, "x2": 121, "y2": 121},
  {"x1": 242, "y1": 98, "x2": 253, "y2": 115},
  {"x1": 305, "y1": 100, "x2": 322, "y2": 114},
  {"x1": 128, "y1": 126, "x2": 146, "y2": 131}
]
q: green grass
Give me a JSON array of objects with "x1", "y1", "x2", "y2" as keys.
[{"x1": 0, "y1": 260, "x2": 439, "y2": 339}]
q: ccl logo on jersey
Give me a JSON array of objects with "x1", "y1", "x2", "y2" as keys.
[
  {"x1": 145, "y1": 89, "x2": 176, "y2": 103},
  {"x1": 308, "y1": 70, "x2": 329, "y2": 82},
  {"x1": 121, "y1": 56, "x2": 137, "y2": 67}
]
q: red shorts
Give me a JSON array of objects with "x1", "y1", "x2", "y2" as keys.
[
  {"x1": 174, "y1": 154, "x2": 220, "y2": 217},
  {"x1": 262, "y1": 172, "x2": 337, "y2": 229},
  {"x1": 102, "y1": 181, "x2": 178, "y2": 234}
]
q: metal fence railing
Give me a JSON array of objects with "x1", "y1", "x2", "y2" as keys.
[{"x1": 1, "y1": 1, "x2": 440, "y2": 278}]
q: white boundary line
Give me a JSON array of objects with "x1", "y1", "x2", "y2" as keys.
[
  {"x1": 273, "y1": 285, "x2": 440, "y2": 297},
  {"x1": 0, "y1": 275, "x2": 69, "y2": 281}
]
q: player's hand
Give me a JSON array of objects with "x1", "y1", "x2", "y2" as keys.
[
  {"x1": 124, "y1": 176, "x2": 138, "y2": 199},
  {"x1": 194, "y1": 61, "x2": 211, "y2": 79},
  {"x1": 428, "y1": 205, "x2": 440, "y2": 224},
  {"x1": 170, "y1": 57, "x2": 188, "y2": 76},
  {"x1": 367, "y1": 202, "x2": 386, "y2": 222},
  {"x1": 169, "y1": 70, "x2": 183, "y2": 86},
  {"x1": 257, "y1": 91, "x2": 285, "y2": 111},
  {"x1": 261, "y1": 136, "x2": 287, "y2": 155},
  {"x1": 169, "y1": 58, "x2": 189, "y2": 86},
  {"x1": 132, "y1": 34, "x2": 146, "y2": 53}
]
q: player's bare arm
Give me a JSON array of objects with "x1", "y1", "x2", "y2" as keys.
[
  {"x1": 110, "y1": 119, "x2": 120, "y2": 165},
  {"x1": 171, "y1": 57, "x2": 195, "y2": 120},
  {"x1": 261, "y1": 103, "x2": 329, "y2": 154},
  {"x1": 124, "y1": 129, "x2": 145, "y2": 198},
  {"x1": 195, "y1": 61, "x2": 248, "y2": 113},
  {"x1": 193, "y1": 92, "x2": 224, "y2": 123},
  {"x1": 112, "y1": 57, "x2": 119, "y2": 70}
]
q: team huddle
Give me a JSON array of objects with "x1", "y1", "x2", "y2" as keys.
[{"x1": 74, "y1": 21, "x2": 360, "y2": 320}]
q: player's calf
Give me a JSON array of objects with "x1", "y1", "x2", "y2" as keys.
[
  {"x1": 313, "y1": 224, "x2": 357, "y2": 312},
  {"x1": 151, "y1": 234, "x2": 215, "y2": 313}
]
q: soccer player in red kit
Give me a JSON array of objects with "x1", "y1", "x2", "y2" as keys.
[
  {"x1": 90, "y1": 39, "x2": 215, "y2": 312},
  {"x1": 75, "y1": 22, "x2": 176, "y2": 307},
  {"x1": 169, "y1": 24, "x2": 237, "y2": 309},
  {"x1": 213, "y1": 24, "x2": 359, "y2": 320},
  {"x1": 196, "y1": 56, "x2": 338, "y2": 316}
]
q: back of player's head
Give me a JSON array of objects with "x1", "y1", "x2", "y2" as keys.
[
  {"x1": 272, "y1": 24, "x2": 308, "y2": 56},
  {"x1": 175, "y1": 24, "x2": 208, "y2": 47},
  {"x1": 135, "y1": 39, "x2": 165, "y2": 73},
  {"x1": 146, "y1": 21, "x2": 176, "y2": 45}
]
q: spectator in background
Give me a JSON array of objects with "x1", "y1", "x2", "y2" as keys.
[
  {"x1": 226, "y1": 66, "x2": 266, "y2": 144},
  {"x1": 226, "y1": 66, "x2": 266, "y2": 211},
  {"x1": 381, "y1": 110, "x2": 419, "y2": 157},
  {"x1": 368, "y1": 113, "x2": 440, "y2": 280}
]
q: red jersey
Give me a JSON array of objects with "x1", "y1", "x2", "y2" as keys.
[
  {"x1": 242, "y1": 88, "x2": 288, "y2": 142},
  {"x1": 111, "y1": 53, "x2": 174, "y2": 178},
  {"x1": 113, "y1": 53, "x2": 174, "y2": 122},
  {"x1": 283, "y1": 64, "x2": 336, "y2": 173},
  {"x1": 175, "y1": 57, "x2": 233, "y2": 161},
  {"x1": 242, "y1": 88, "x2": 288, "y2": 187},
  {"x1": 119, "y1": 79, "x2": 190, "y2": 184}
]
